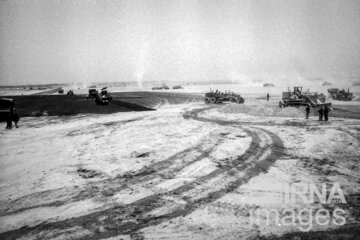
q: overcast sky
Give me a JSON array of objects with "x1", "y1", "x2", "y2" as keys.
[{"x1": 1, "y1": 0, "x2": 360, "y2": 85}]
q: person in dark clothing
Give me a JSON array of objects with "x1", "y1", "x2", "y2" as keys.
[
  {"x1": 5, "y1": 103, "x2": 19, "y2": 129},
  {"x1": 324, "y1": 106, "x2": 331, "y2": 121},
  {"x1": 318, "y1": 107, "x2": 324, "y2": 121},
  {"x1": 6, "y1": 113, "x2": 12, "y2": 129},
  {"x1": 13, "y1": 112, "x2": 19, "y2": 128},
  {"x1": 305, "y1": 105, "x2": 310, "y2": 119},
  {"x1": 266, "y1": 93, "x2": 270, "y2": 102},
  {"x1": 5, "y1": 113, "x2": 19, "y2": 129}
]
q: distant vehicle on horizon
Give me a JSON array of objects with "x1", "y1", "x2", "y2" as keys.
[
  {"x1": 263, "y1": 83, "x2": 275, "y2": 87},
  {"x1": 173, "y1": 85, "x2": 183, "y2": 89},
  {"x1": 152, "y1": 85, "x2": 169, "y2": 90},
  {"x1": 322, "y1": 81, "x2": 332, "y2": 86}
]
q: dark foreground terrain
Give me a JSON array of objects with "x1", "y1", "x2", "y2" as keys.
[{"x1": 2, "y1": 92, "x2": 203, "y2": 117}]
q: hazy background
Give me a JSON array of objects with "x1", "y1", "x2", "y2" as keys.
[{"x1": 1, "y1": 0, "x2": 360, "y2": 86}]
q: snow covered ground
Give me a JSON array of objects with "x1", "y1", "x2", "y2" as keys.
[{"x1": 0, "y1": 96, "x2": 359, "y2": 239}]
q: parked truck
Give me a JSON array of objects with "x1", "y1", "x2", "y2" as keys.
[{"x1": 205, "y1": 90, "x2": 245, "y2": 104}]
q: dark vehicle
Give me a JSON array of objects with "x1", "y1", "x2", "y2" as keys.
[
  {"x1": 0, "y1": 98, "x2": 14, "y2": 120},
  {"x1": 87, "y1": 88, "x2": 112, "y2": 105},
  {"x1": 328, "y1": 88, "x2": 354, "y2": 101},
  {"x1": 279, "y1": 86, "x2": 330, "y2": 108},
  {"x1": 67, "y1": 90, "x2": 74, "y2": 95},
  {"x1": 95, "y1": 95, "x2": 110, "y2": 105},
  {"x1": 263, "y1": 83, "x2": 275, "y2": 87},
  {"x1": 205, "y1": 90, "x2": 245, "y2": 104},
  {"x1": 58, "y1": 88, "x2": 64, "y2": 94},
  {"x1": 87, "y1": 89, "x2": 99, "y2": 100},
  {"x1": 322, "y1": 81, "x2": 332, "y2": 86},
  {"x1": 0, "y1": 98, "x2": 19, "y2": 128},
  {"x1": 173, "y1": 85, "x2": 183, "y2": 89},
  {"x1": 100, "y1": 87, "x2": 112, "y2": 101},
  {"x1": 152, "y1": 85, "x2": 169, "y2": 90}
]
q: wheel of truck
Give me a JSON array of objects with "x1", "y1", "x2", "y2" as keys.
[
  {"x1": 210, "y1": 97, "x2": 216, "y2": 104},
  {"x1": 205, "y1": 97, "x2": 210, "y2": 104}
]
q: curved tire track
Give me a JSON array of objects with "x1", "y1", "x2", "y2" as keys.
[{"x1": 0, "y1": 106, "x2": 285, "y2": 240}]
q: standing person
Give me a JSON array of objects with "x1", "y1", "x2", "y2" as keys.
[
  {"x1": 324, "y1": 105, "x2": 331, "y2": 121},
  {"x1": 4, "y1": 99, "x2": 14, "y2": 129},
  {"x1": 6, "y1": 113, "x2": 12, "y2": 129},
  {"x1": 266, "y1": 93, "x2": 270, "y2": 102},
  {"x1": 305, "y1": 105, "x2": 310, "y2": 119},
  {"x1": 318, "y1": 107, "x2": 324, "y2": 121},
  {"x1": 12, "y1": 107, "x2": 19, "y2": 128}
]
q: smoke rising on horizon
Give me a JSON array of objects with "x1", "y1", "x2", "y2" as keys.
[{"x1": 1, "y1": 0, "x2": 360, "y2": 86}]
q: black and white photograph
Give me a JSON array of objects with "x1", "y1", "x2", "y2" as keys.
[{"x1": 0, "y1": 0, "x2": 360, "y2": 239}]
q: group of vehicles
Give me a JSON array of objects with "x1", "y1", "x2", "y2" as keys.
[
  {"x1": 61, "y1": 85, "x2": 355, "y2": 108},
  {"x1": 87, "y1": 87, "x2": 112, "y2": 105},
  {"x1": 58, "y1": 88, "x2": 74, "y2": 95},
  {"x1": 204, "y1": 86, "x2": 331, "y2": 108},
  {"x1": 0, "y1": 85, "x2": 356, "y2": 126},
  {"x1": 58, "y1": 86, "x2": 112, "y2": 105},
  {"x1": 152, "y1": 85, "x2": 183, "y2": 90},
  {"x1": 205, "y1": 86, "x2": 355, "y2": 109}
]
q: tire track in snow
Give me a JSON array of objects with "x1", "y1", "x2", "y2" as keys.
[
  {"x1": 0, "y1": 106, "x2": 284, "y2": 239},
  {"x1": 2, "y1": 132, "x2": 224, "y2": 216}
]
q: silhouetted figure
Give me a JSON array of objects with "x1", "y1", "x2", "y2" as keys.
[
  {"x1": 6, "y1": 113, "x2": 12, "y2": 129},
  {"x1": 266, "y1": 93, "x2": 270, "y2": 101},
  {"x1": 318, "y1": 107, "x2": 324, "y2": 121},
  {"x1": 5, "y1": 101, "x2": 15, "y2": 129},
  {"x1": 305, "y1": 105, "x2": 310, "y2": 119},
  {"x1": 5, "y1": 102, "x2": 19, "y2": 129},
  {"x1": 324, "y1": 106, "x2": 331, "y2": 121},
  {"x1": 6, "y1": 114, "x2": 19, "y2": 129}
]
